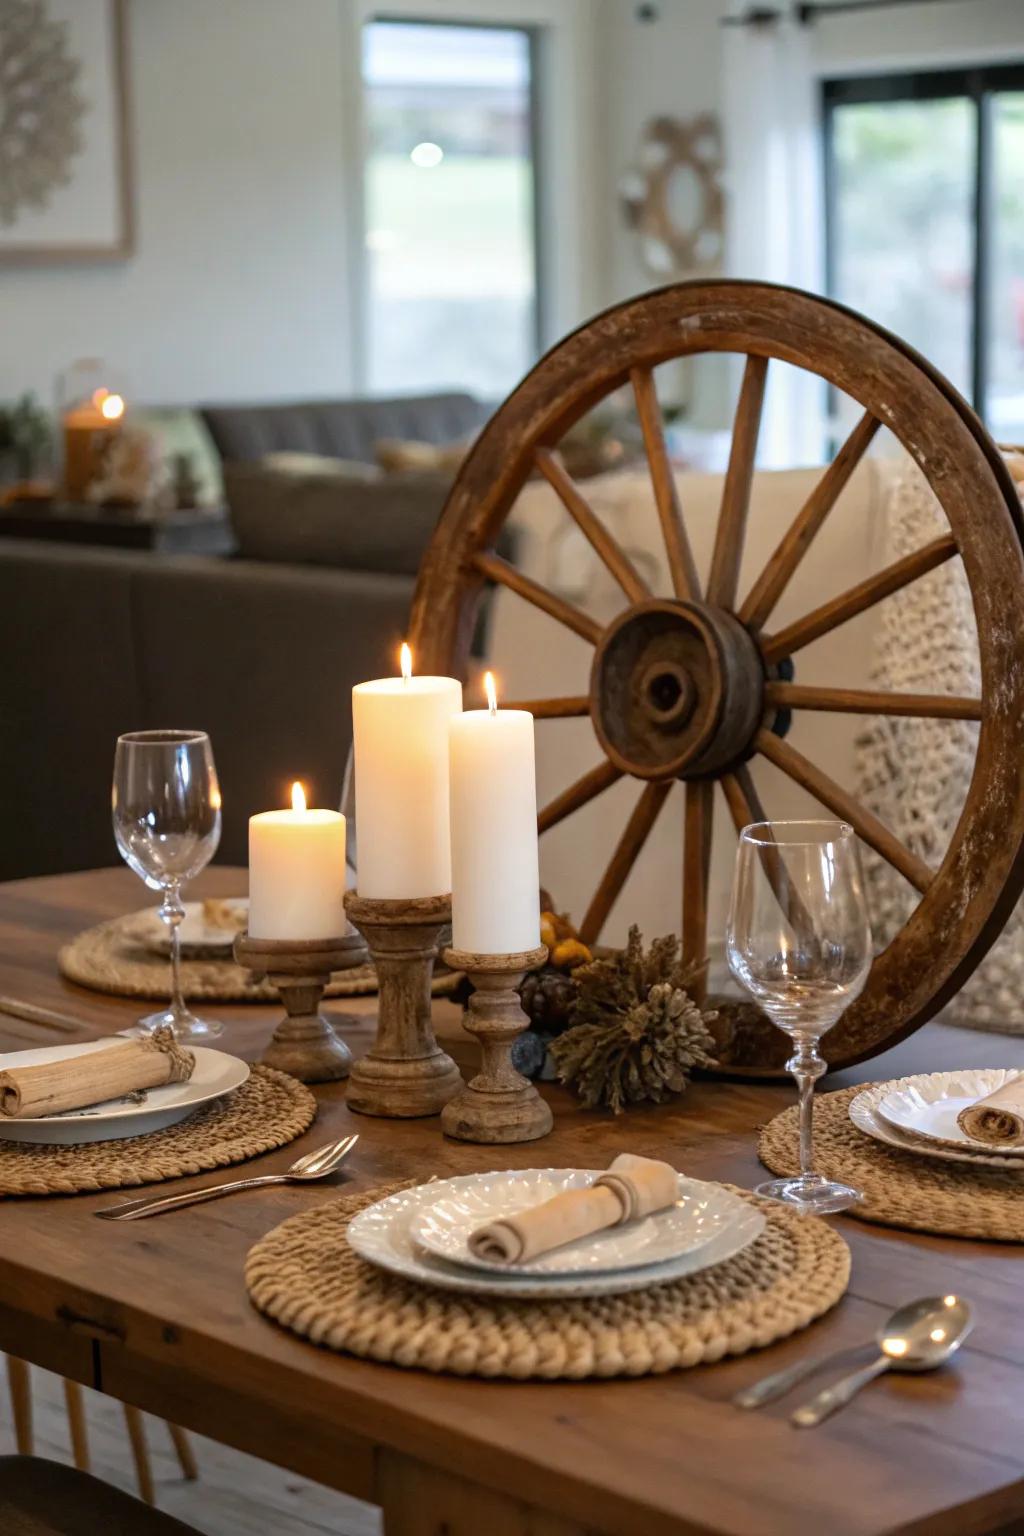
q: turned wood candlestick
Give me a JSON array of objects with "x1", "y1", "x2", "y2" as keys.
[
  {"x1": 343, "y1": 892, "x2": 463, "y2": 1118},
  {"x1": 440, "y1": 945, "x2": 551, "y2": 1144},
  {"x1": 233, "y1": 932, "x2": 367, "y2": 1084}
]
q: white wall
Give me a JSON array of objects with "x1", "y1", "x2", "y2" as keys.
[
  {"x1": 0, "y1": 0, "x2": 355, "y2": 407},
  {"x1": 5, "y1": 0, "x2": 1021, "y2": 412},
  {"x1": 0, "y1": 0, "x2": 599, "y2": 411}
]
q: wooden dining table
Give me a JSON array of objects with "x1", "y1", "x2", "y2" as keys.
[{"x1": 0, "y1": 866, "x2": 1022, "y2": 1536}]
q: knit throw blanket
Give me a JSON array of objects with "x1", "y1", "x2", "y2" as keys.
[{"x1": 854, "y1": 454, "x2": 1024, "y2": 1031}]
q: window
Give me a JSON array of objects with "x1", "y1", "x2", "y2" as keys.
[
  {"x1": 824, "y1": 64, "x2": 1024, "y2": 443},
  {"x1": 361, "y1": 19, "x2": 540, "y2": 399}
]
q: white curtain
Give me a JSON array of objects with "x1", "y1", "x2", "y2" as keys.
[{"x1": 722, "y1": 8, "x2": 826, "y2": 467}]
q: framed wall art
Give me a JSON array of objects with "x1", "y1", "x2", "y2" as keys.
[{"x1": 0, "y1": 0, "x2": 133, "y2": 264}]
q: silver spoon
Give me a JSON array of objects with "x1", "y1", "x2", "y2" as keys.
[
  {"x1": 791, "y1": 1294, "x2": 973, "y2": 1428},
  {"x1": 735, "y1": 1291, "x2": 950, "y2": 1409},
  {"x1": 95, "y1": 1134, "x2": 359, "y2": 1220}
]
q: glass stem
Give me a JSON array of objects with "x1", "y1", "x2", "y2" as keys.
[
  {"x1": 161, "y1": 883, "x2": 187, "y2": 1022},
  {"x1": 789, "y1": 1034, "x2": 826, "y2": 1180}
]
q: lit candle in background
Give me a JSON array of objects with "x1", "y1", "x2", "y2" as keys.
[
  {"x1": 352, "y1": 644, "x2": 463, "y2": 898},
  {"x1": 63, "y1": 388, "x2": 125, "y2": 501},
  {"x1": 248, "y1": 781, "x2": 347, "y2": 940},
  {"x1": 449, "y1": 671, "x2": 540, "y2": 955}
]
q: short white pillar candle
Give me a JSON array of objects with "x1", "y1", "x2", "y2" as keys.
[
  {"x1": 352, "y1": 645, "x2": 462, "y2": 898},
  {"x1": 248, "y1": 782, "x2": 347, "y2": 940},
  {"x1": 449, "y1": 672, "x2": 541, "y2": 955}
]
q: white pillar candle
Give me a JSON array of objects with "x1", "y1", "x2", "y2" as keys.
[
  {"x1": 352, "y1": 645, "x2": 463, "y2": 898},
  {"x1": 248, "y1": 782, "x2": 347, "y2": 940},
  {"x1": 450, "y1": 673, "x2": 541, "y2": 955}
]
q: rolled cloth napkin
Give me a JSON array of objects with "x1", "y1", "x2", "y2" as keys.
[
  {"x1": 0, "y1": 1029, "x2": 195, "y2": 1119},
  {"x1": 468, "y1": 1152, "x2": 680, "y2": 1264},
  {"x1": 956, "y1": 1075, "x2": 1024, "y2": 1147}
]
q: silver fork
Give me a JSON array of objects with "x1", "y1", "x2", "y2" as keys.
[{"x1": 95, "y1": 1134, "x2": 359, "y2": 1220}]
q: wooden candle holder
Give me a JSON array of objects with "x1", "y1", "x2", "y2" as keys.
[
  {"x1": 233, "y1": 932, "x2": 368, "y2": 1084},
  {"x1": 440, "y1": 945, "x2": 551, "y2": 1144},
  {"x1": 343, "y1": 892, "x2": 462, "y2": 1118}
]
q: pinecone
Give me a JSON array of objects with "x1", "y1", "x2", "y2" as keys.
[
  {"x1": 518, "y1": 965, "x2": 577, "y2": 1034},
  {"x1": 548, "y1": 927, "x2": 717, "y2": 1113}
]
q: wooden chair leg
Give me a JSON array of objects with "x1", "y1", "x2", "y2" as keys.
[
  {"x1": 62, "y1": 1378, "x2": 90, "y2": 1471},
  {"x1": 5, "y1": 1356, "x2": 32, "y2": 1455},
  {"x1": 166, "y1": 1422, "x2": 198, "y2": 1481},
  {"x1": 122, "y1": 1403, "x2": 155, "y2": 1506}
]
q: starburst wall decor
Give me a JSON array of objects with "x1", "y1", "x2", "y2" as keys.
[{"x1": 0, "y1": 0, "x2": 132, "y2": 263}]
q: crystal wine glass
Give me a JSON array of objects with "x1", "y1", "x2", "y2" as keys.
[
  {"x1": 112, "y1": 730, "x2": 223, "y2": 1041},
  {"x1": 726, "y1": 820, "x2": 872, "y2": 1214}
]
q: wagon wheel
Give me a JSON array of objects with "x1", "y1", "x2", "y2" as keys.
[{"x1": 409, "y1": 281, "x2": 1024, "y2": 1075}]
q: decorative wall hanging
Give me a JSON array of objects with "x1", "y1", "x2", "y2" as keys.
[
  {"x1": 620, "y1": 114, "x2": 724, "y2": 276},
  {"x1": 0, "y1": 0, "x2": 132, "y2": 263}
]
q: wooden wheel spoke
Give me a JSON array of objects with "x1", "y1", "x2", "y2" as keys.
[
  {"x1": 719, "y1": 766, "x2": 816, "y2": 942},
  {"x1": 472, "y1": 550, "x2": 603, "y2": 645},
  {"x1": 739, "y1": 409, "x2": 880, "y2": 629},
  {"x1": 766, "y1": 683, "x2": 982, "y2": 721},
  {"x1": 538, "y1": 759, "x2": 623, "y2": 835},
  {"x1": 761, "y1": 534, "x2": 957, "y2": 663},
  {"x1": 505, "y1": 695, "x2": 590, "y2": 719},
  {"x1": 756, "y1": 728, "x2": 934, "y2": 893},
  {"x1": 535, "y1": 448, "x2": 652, "y2": 604},
  {"x1": 630, "y1": 366, "x2": 701, "y2": 601},
  {"x1": 706, "y1": 355, "x2": 768, "y2": 609},
  {"x1": 683, "y1": 780, "x2": 713, "y2": 1001},
  {"x1": 579, "y1": 781, "x2": 672, "y2": 944}
]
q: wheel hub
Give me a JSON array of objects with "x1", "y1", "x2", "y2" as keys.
[{"x1": 590, "y1": 599, "x2": 764, "y2": 780}]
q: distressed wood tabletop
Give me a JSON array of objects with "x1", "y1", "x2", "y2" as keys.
[{"x1": 0, "y1": 867, "x2": 1021, "y2": 1536}]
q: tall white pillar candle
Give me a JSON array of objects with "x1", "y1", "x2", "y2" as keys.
[
  {"x1": 248, "y1": 782, "x2": 347, "y2": 940},
  {"x1": 352, "y1": 646, "x2": 462, "y2": 898},
  {"x1": 449, "y1": 674, "x2": 540, "y2": 954}
]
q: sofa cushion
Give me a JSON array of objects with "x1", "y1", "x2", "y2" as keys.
[
  {"x1": 224, "y1": 462, "x2": 448, "y2": 575},
  {"x1": 200, "y1": 393, "x2": 488, "y2": 466}
]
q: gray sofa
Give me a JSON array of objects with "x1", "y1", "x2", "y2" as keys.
[
  {"x1": 199, "y1": 391, "x2": 486, "y2": 466},
  {"x1": 1, "y1": 391, "x2": 490, "y2": 881}
]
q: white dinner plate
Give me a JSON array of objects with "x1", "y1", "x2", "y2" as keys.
[
  {"x1": 410, "y1": 1168, "x2": 749, "y2": 1276},
  {"x1": 347, "y1": 1170, "x2": 765, "y2": 1300},
  {"x1": 0, "y1": 1042, "x2": 250, "y2": 1144},
  {"x1": 849, "y1": 1075, "x2": 1024, "y2": 1172},
  {"x1": 125, "y1": 899, "x2": 249, "y2": 958},
  {"x1": 876, "y1": 1068, "x2": 1024, "y2": 1154}
]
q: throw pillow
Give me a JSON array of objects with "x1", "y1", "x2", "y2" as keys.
[
  {"x1": 262, "y1": 451, "x2": 382, "y2": 480},
  {"x1": 132, "y1": 408, "x2": 224, "y2": 506},
  {"x1": 375, "y1": 437, "x2": 471, "y2": 476}
]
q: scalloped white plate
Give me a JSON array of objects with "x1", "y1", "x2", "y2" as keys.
[
  {"x1": 347, "y1": 1170, "x2": 765, "y2": 1299},
  {"x1": 410, "y1": 1169, "x2": 750, "y2": 1276},
  {"x1": 850, "y1": 1074, "x2": 1024, "y2": 1171},
  {"x1": 877, "y1": 1068, "x2": 1024, "y2": 1154}
]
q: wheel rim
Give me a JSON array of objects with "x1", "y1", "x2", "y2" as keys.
[{"x1": 409, "y1": 280, "x2": 1024, "y2": 1073}]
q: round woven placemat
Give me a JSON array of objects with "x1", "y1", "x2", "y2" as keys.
[
  {"x1": 58, "y1": 914, "x2": 461, "y2": 1003},
  {"x1": 759, "y1": 1085, "x2": 1024, "y2": 1242},
  {"x1": 245, "y1": 1179, "x2": 850, "y2": 1380},
  {"x1": 0, "y1": 1065, "x2": 315, "y2": 1197}
]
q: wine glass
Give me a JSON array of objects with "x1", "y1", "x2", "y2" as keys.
[
  {"x1": 112, "y1": 730, "x2": 223, "y2": 1041},
  {"x1": 726, "y1": 820, "x2": 872, "y2": 1214}
]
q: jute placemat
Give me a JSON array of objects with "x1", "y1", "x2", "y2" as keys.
[
  {"x1": 245, "y1": 1180, "x2": 850, "y2": 1380},
  {"x1": 759, "y1": 1085, "x2": 1024, "y2": 1242},
  {"x1": 58, "y1": 914, "x2": 460, "y2": 1003},
  {"x1": 0, "y1": 1065, "x2": 315, "y2": 1197}
]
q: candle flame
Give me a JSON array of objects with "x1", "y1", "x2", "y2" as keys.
[
  {"x1": 484, "y1": 671, "x2": 498, "y2": 715},
  {"x1": 100, "y1": 392, "x2": 125, "y2": 422},
  {"x1": 291, "y1": 780, "x2": 306, "y2": 813},
  {"x1": 400, "y1": 642, "x2": 412, "y2": 683}
]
